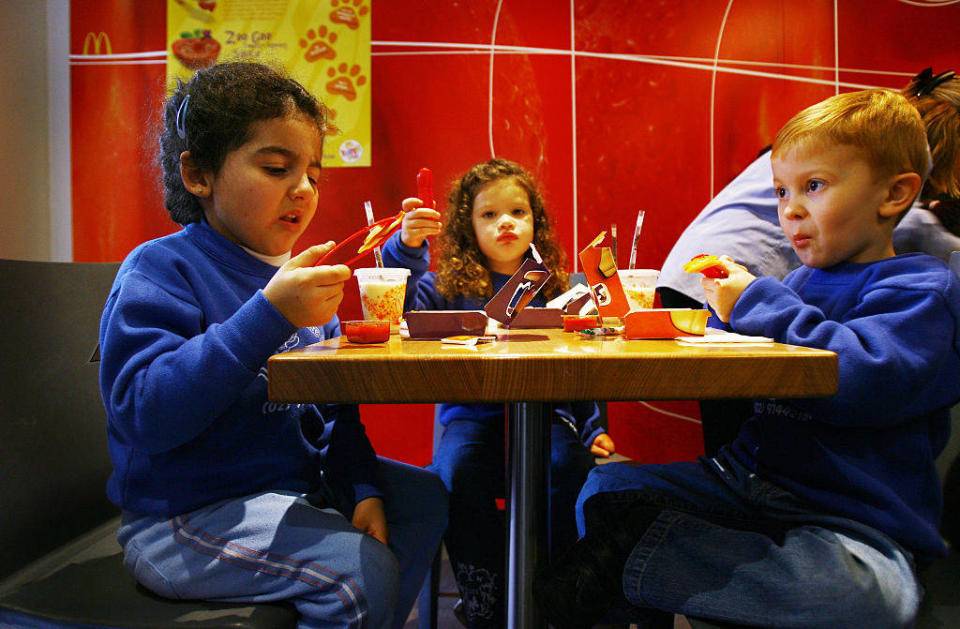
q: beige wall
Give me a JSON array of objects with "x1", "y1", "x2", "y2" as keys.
[{"x1": 0, "y1": 1, "x2": 68, "y2": 262}]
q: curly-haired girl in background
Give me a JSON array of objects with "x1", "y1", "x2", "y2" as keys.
[{"x1": 383, "y1": 158, "x2": 614, "y2": 628}]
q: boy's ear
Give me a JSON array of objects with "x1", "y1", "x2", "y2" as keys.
[
  {"x1": 179, "y1": 151, "x2": 212, "y2": 198},
  {"x1": 879, "y1": 172, "x2": 923, "y2": 218}
]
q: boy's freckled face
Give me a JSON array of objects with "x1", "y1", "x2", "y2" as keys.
[
  {"x1": 772, "y1": 143, "x2": 894, "y2": 269},
  {"x1": 471, "y1": 178, "x2": 535, "y2": 275},
  {"x1": 202, "y1": 114, "x2": 323, "y2": 257}
]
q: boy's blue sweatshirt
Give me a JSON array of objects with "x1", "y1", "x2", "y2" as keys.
[
  {"x1": 382, "y1": 232, "x2": 604, "y2": 446},
  {"x1": 99, "y1": 221, "x2": 382, "y2": 517},
  {"x1": 723, "y1": 253, "x2": 960, "y2": 555}
]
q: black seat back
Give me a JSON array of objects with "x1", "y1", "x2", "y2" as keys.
[{"x1": 0, "y1": 259, "x2": 120, "y2": 579}]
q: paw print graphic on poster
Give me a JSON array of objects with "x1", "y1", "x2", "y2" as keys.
[
  {"x1": 330, "y1": 0, "x2": 369, "y2": 30},
  {"x1": 326, "y1": 63, "x2": 366, "y2": 101},
  {"x1": 299, "y1": 24, "x2": 337, "y2": 63}
]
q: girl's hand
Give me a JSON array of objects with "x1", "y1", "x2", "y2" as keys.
[
  {"x1": 590, "y1": 433, "x2": 616, "y2": 458},
  {"x1": 263, "y1": 242, "x2": 351, "y2": 328},
  {"x1": 399, "y1": 197, "x2": 442, "y2": 248},
  {"x1": 700, "y1": 255, "x2": 756, "y2": 323},
  {"x1": 352, "y1": 496, "x2": 389, "y2": 545}
]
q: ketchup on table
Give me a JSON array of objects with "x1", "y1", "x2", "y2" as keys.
[{"x1": 342, "y1": 320, "x2": 390, "y2": 344}]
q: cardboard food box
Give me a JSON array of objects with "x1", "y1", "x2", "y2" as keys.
[
  {"x1": 577, "y1": 231, "x2": 630, "y2": 319},
  {"x1": 508, "y1": 307, "x2": 563, "y2": 329},
  {"x1": 484, "y1": 245, "x2": 552, "y2": 325},
  {"x1": 405, "y1": 310, "x2": 489, "y2": 339}
]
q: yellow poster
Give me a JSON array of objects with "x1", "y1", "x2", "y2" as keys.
[{"x1": 167, "y1": 0, "x2": 371, "y2": 167}]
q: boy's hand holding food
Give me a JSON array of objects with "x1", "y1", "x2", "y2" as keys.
[
  {"x1": 263, "y1": 242, "x2": 351, "y2": 328},
  {"x1": 700, "y1": 255, "x2": 756, "y2": 323},
  {"x1": 399, "y1": 197, "x2": 442, "y2": 248}
]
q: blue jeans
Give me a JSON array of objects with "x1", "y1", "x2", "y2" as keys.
[
  {"x1": 429, "y1": 415, "x2": 595, "y2": 628},
  {"x1": 117, "y1": 458, "x2": 447, "y2": 629},
  {"x1": 577, "y1": 448, "x2": 920, "y2": 629}
]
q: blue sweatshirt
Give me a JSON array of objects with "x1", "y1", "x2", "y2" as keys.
[
  {"x1": 99, "y1": 221, "x2": 382, "y2": 517},
  {"x1": 382, "y1": 232, "x2": 604, "y2": 446},
  {"x1": 722, "y1": 253, "x2": 960, "y2": 555}
]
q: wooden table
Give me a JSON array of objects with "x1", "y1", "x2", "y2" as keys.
[{"x1": 268, "y1": 328, "x2": 837, "y2": 628}]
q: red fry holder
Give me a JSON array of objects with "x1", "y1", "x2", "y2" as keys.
[{"x1": 315, "y1": 211, "x2": 405, "y2": 268}]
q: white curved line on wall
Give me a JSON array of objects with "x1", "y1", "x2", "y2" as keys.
[
  {"x1": 709, "y1": 0, "x2": 735, "y2": 197},
  {"x1": 570, "y1": 0, "x2": 578, "y2": 270},
  {"x1": 69, "y1": 51, "x2": 166, "y2": 60},
  {"x1": 597, "y1": 55, "x2": 915, "y2": 76},
  {"x1": 70, "y1": 60, "x2": 167, "y2": 66},
  {"x1": 570, "y1": 50, "x2": 883, "y2": 88},
  {"x1": 639, "y1": 401, "x2": 701, "y2": 424},
  {"x1": 73, "y1": 41, "x2": 898, "y2": 94},
  {"x1": 372, "y1": 43, "x2": 915, "y2": 84},
  {"x1": 488, "y1": 0, "x2": 505, "y2": 160},
  {"x1": 69, "y1": 51, "x2": 166, "y2": 65},
  {"x1": 897, "y1": 0, "x2": 960, "y2": 6}
]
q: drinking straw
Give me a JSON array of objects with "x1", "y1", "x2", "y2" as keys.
[
  {"x1": 363, "y1": 201, "x2": 384, "y2": 268},
  {"x1": 610, "y1": 224, "x2": 618, "y2": 266},
  {"x1": 627, "y1": 209, "x2": 646, "y2": 270},
  {"x1": 529, "y1": 242, "x2": 543, "y2": 263}
]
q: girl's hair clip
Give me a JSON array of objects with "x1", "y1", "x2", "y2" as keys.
[
  {"x1": 175, "y1": 94, "x2": 190, "y2": 140},
  {"x1": 913, "y1": 67, "x2": 955, "y2": 97}
]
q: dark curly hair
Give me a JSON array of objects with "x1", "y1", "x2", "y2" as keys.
[
  {"x1": 901, "y1": 71, "x2": 960, "y2": 200},
  {"x1": 435, "y1": 158, "x2": 569, "y2": 302},
  {"x1": 159, "y1": 61, "x2": 330, "y2": 225}
]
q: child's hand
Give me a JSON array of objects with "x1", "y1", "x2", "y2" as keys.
[
  {"x1": 590, "y1": 433, "x2": 616, "y2": 458},
  {"x1": 700, "y1": 255, "x2": 756, "y2": 323},
  {"x1": 263, "y1": 242, "x2": 351, "y2": 328},
  {"x1": 352, "y1": 496, "x2": 389, "y2": 545},
  {"x1": 399, "y1": 197, "x2": 442, "y2": 248}
]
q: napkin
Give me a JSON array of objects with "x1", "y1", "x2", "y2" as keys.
[{"x1": 676, "y1": 328, "x2": 773, "y2": 346}]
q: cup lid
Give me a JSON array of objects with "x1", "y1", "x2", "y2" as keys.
[
  {"x1": 618, "y1": 268, "x2": 660, "y2": 278},
  {"x1": 354, "y1": 267, "x2": 411, "y2": 280}
]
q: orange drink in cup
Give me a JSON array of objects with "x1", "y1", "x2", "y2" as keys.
[
  {"x1": 354, "y1": 268, "x2": 410, "y2": 324},
  {"x1": 618, "y1": 269, "x2": 659, "y2": 311}
]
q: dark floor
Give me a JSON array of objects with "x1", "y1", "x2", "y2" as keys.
[
  {"x1": 403, "y1": 545, "x2": 460, "y2": 629},
  {"x1": 403, "y1": 558, "x2": 691, "y2": 629},
  {"x1": 401, "y1": 455, "x2": 692, "y2": 629}
]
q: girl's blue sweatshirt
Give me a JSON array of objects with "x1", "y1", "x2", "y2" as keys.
[{"x1": 100, "y1": 222, "x2": 382, "y2": 517}]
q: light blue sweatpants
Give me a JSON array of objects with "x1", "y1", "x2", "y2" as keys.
[{"x1": 117, "y1": 458, "x2": 448, "y2": 629}]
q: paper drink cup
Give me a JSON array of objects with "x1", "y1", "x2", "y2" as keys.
[
  {"x1": 618, "y1": 269, "x2": 659, "y2": 311},
  {"x1": 354, "y1": 268, "x2": 410, "y2": 324}
]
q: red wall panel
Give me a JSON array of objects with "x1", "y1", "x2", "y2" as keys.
[
  {"x1": 70, "y1": 0, "x2": 960, "y2": 466},
  {"x1": 71, "y1": 0, "x2": 170, "y2": 262}
]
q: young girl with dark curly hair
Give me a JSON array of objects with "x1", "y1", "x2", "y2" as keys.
[{"x1": 382, "y1": 158, "x2": 614, "y2": 628}]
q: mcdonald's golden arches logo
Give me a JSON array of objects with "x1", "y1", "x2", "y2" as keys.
[{"x1": 82, "y1": 32, "x2": 112, "y2": 55}]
